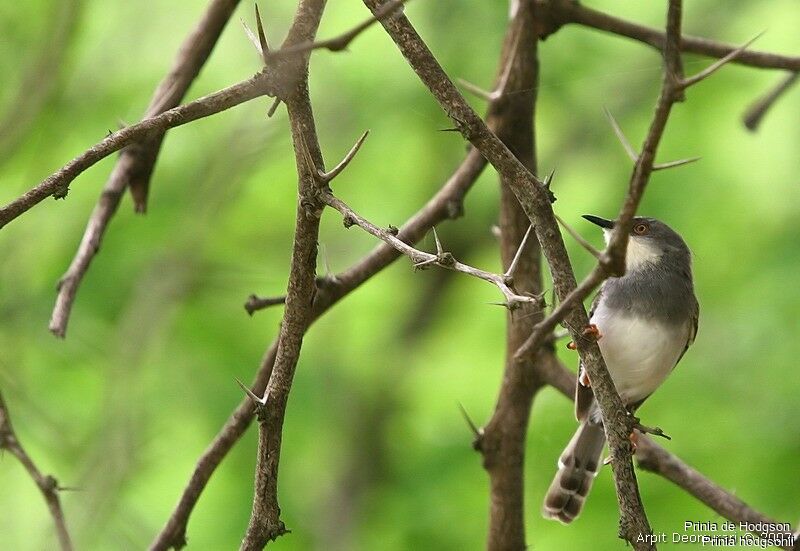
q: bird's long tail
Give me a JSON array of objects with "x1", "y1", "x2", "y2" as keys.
[{"x1": 542, "y1": 421, "x2": 606, "y2": 523}]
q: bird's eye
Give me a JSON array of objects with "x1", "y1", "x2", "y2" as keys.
[{"x1": 633, "y1": 223, "x2": 649, "y2": 235}]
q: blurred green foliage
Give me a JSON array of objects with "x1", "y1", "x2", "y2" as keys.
[{"x1": 0, "y1": 1, "x2": 798, "y2": 549}]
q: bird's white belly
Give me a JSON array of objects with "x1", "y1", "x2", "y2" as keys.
[{"x1": 590, "y1": 304, "x2": 686, "y2": 405}]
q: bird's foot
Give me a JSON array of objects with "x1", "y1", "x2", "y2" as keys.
[
  {"x1": 602, "y1": 432, "x2": 639, "y2": 465},
  {"x1": 582, "y1": 323, "x2": 603, "y2": 341},
  {"x1": 566, "y1": 324, "x2": 602, "y2": 350},
  {"x1": 579, "y1": 368, "x2": 591, "y2": 388}
]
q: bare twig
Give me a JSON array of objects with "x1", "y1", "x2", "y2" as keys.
[
  {"x1": 1, "y1": 72, "x2": 276, "y2": 230},
  {"x1": 0, "y1": 391, "x2": 73, "y2": 551},
  {"x1": 743, "y1": 72, "x2": 799, "y2": 131},
  {"x1": 244, "y1": 294, "x2": 286, "y2": 315},
  {"x1": 267, "y1": 0, "x2": 408, "y2": 60},
  {"x1": 536, "y1": 0, "x2": 800, "y2": 72},
  {"x1": 323, "y1": 192, "x2": 541, "y2": 311}
]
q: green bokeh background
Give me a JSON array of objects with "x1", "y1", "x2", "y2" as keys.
[{"x1": 1, "y1": 1, "x2": 798, "y2": 549}]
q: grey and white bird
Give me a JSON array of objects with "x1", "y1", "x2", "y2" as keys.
[{"x1": 542, "y1": 214, "x2": 699, "y2": 524}]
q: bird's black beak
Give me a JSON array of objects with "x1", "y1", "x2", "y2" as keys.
[{"x1": 582, "y1": 214, "x2": 614, "y2": 229}]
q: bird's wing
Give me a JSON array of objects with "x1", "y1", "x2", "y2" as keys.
[
  {"x1": 675, "y1": 295, "x2": 699, "y2": 366},
  {"x1": 575, "y1": 289, "x2": 604, "y2": 421}
]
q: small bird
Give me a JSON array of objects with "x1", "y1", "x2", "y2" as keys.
[{"x1": 542, "y1": 215, "x2": 699, "y2": 524}]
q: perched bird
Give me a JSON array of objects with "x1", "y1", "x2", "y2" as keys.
[{"x1": 542, "y1": 215, "x2": 699, "y2": 524}]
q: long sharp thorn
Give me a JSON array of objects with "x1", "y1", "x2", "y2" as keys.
[
  {"x1": 321, "y1": 130, "x2": 369, "y2": 182},
  {"x1": 254, "y1": 4, "x2": 270, "y2": 64},
  {"x1": 653, "y1": 156, "x2": 701, "y2": 171},
  {"x1": 457, "y1": 402, "x2": 481, "y2": 438},
  {"x1": 603, "y1": 107, "x2": 638, "y2": 163},
  {"x1": 240, "y1": 19, "x2": 262, "y2": 58},
  {"x1": 432, "y1": 227, "x2": 444, "y2": 255},
  {"x1": 544, "y1": 168, "x2": 556, "y2": 188},
  {"x1": 298, "y1": 134, "x2": 318, "y2": 176},
  {"x1": 681, "y1": 32, "x2": 765, "y2": 89},
  {"x1": 555, "y1": 214, "x2": 601, "y2": 259},
  {"x1": 457, "y1": 78, "x2": 496, "y2": 102},
  {"x1": 235, "y1": 378, "x2": 267, "y2": 406},
  {"x1": 505, "y1": 224, "x2": 532, "y2": 278}
]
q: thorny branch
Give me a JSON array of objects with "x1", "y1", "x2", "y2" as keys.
[
  {"x1": 322, "y1": 191, "x2": 543, "y2": 312},
  {"x1": 0, "y1": 391, "x2": 73, "y2": 551},
  {"x1": 0, "y1": 0, "x2": 795, "y2": 549},
  {"x1": 240, "y1": 0, "x2": 340, "y2": 547},
  {"x1": 0, "y1": 72, "x2": 277, "y2": 230}
]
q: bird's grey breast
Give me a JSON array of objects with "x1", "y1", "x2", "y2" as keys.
[{"x1": 600, "y1": 259, "x2": 696, "y2": 326}]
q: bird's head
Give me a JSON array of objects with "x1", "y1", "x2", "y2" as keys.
[{"x1": 582, "y1": 214, "x2": 690, "y2": 272}]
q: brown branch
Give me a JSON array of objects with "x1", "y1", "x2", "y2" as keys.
[
  {"x1": 47, "y1": 0, "x2": 244, "y2": 338},
  {"x1": 361, "y1": 0, "x2": 654, "y2": 545},
  {"x1": 743, "y1": 72, "x2": 799, "y2": 131},
  {"x1": 475, "y1": 3, "x2": 547, "y2": 548},
  {"x1": 540, "y1": 360, "x2": 799, "y2": 551},
  {"x1": 0, "y1": 72, "x2": 278, "y2": 232},
  {"x1": 0, "y1": 391, "x2": 73, "y2": 551},
  {"x1": 149, "y1": 139, "x2": 487, "y2": 551},
  {"x1": 636, "y1": 444, "x2": 799, "y2": 550},
  {"x1": 240, "y1": 1, "x2": 335, "y2": 547},
  {"x1": 537, "y1": 0, "x2": 800, "y2": 72}
]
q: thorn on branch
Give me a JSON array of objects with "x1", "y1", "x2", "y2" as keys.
[
  {"x1": 604, "y1": 108, "x2": 700, "y2": 172},
  {"x1": 457, "y1": 78, "x2": 498, "y2": 102},
  {"x1": 457, "y1": 401, "x2": 483, "y2": 451},
  {"x1": 254, "y1": 4, "x2": 271, "y2": 63},
  {"x1": 555, "y1": 214, "x2": 601, "y2": 259},
  {"x1": 503, "y1": 224, "x2": 533, "y2": 281},
  {"x1": 432, "y1": 227, "x2": 444, "y2": 255},
  {"x1": 235, "y1": 378, "x2": 268, "y2": 408},
  {"x1": 653, "y1": 156, "x2": 701, "y2": 171},
  {"x1": 318, "y1": 130, "x2": 370, "y2": 183},
  {"x1": 603, "y1": 108, "x2": 638, "y2": 163},
  {"x1": 679, "y1": 32, "x2": 765, "y2": 89},
  {"x1": 542, "y1": 168, "x2": 557, "y2": 203}
]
